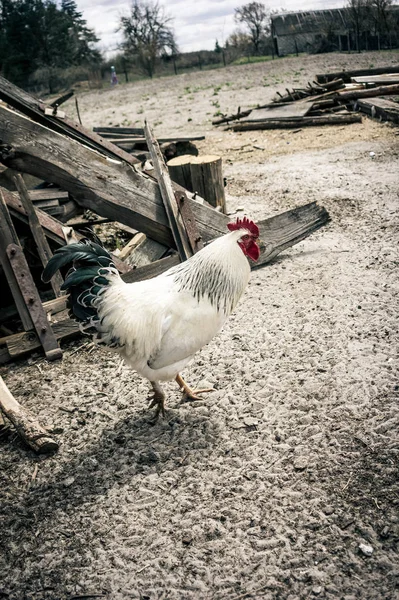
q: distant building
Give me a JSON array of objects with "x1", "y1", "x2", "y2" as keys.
[{"x1": 271, "y1": 7, "x2": 399, "y2": 56}]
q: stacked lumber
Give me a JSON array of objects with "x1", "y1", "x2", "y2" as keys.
[
  {"x1": 0, "y1": 75, "x2": 330, "y2": 367},
  {"x1": 213, "y1": 65, "x2": 399, "y2": 131}
]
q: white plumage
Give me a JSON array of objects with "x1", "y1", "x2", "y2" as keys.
[{"x1": 43, "y1": 219, "x2": 260, "y2": 418}]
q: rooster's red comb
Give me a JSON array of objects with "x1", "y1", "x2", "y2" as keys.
[{"x1": 227, "y1": 217, "x2": 259, "y2": 238}]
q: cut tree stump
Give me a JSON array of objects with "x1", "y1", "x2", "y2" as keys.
[
  {"x1": 0, "y1": 376, "x2": 59, "y2": 453},
  {"x1": 167, "y1": 155, "x2": 194, "y2": 191},
  {"x1": 190, "y1": 155, "x2": 226, "y2": 213},
  {"x1": 167, "y1": 154, "x2": 227, "y2": 213}
]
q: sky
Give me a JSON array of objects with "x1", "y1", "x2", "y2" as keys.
[{"x1": 76, "y1": 0, "x2": 347, "y2": 57}]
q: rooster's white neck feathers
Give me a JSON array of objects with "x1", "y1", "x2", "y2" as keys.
[{"x1": 166, "y1": 230, "x2": 251, "y2": 315}]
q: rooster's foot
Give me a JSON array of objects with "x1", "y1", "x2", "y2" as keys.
[
  {"x1": 175, "y1": 374, "x2": 215, "y2": 402},
  {"x1": 147, "y1": 381, "x2": 166, "y2": 421}
]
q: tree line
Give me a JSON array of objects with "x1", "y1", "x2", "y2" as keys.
[
  {"x1": 0, "y1": 0, "x2": 101, "y2": 91},
  {"x1": 0, "y1": 0, "x2": 398, "y2": 92}
]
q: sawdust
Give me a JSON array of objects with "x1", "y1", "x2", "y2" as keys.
[{"x1": 0, "y1": 51, "x2": 398, "y2": 600}]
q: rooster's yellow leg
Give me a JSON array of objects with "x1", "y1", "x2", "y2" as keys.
[
  {"x1": 147, "y1": 381, "x2": 166, "y2": 420},
  {"x1": 175, "y1": 374, "x2": 215, "y2": 402}
]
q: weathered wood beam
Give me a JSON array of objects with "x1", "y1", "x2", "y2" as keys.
[
  {"x1": 316, "y1": 65, "x2": 399, "y2": 84},
  {"x1": 0, "y1": 105, "x2": 229, "y2": 248},
  {"x1": 0, "y1": 190, "x2": 33, "y2": 331},
  {"x1": 0, "y1": 75, "x2": 141, "y2": 167},
  {"x1": 0, "y1": 107, "x2": 330, "y2": 273},
  {"x1": 356, "y1": 97, "x2": 399, "y2": 124},
  {"x1": 228, "y1": 114, "x2": 362, "y2": 131},
  {"x1": 336, "y1": 83, "x2": 399, "y2": 102},
  {"x1": 50, "y1": 90, "x2": 74, "y2": 108},
  {"x1": 2, "y1": 187, "x2": 130, "y2": 274},
  {"x1": 145, "y1": 120, "x2": 193, "y2": 261},
  {"x1": 14, "y1": 174, "x2": 64, "y2": 296}
]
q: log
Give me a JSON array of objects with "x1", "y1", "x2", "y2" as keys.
[
  {"x1": 167, "y1": 155, "x2": 194, "y2": 190},
  {"x1": 0, "y1": 376, "x2": 59, "y2": 453},
  {"x1": 14, "y1": 174, "x2": 63, "y2": 297},
  {"x1": 316, "y1": 65, "x2": 399, "y2": 84},
  {"x1": 229, "y1": 114, "x2": 362, "y2": 131},
  {"x1": 336, "y1": 83, "x2": 399, "y2": 102},
  {"x1": 190, "y1": 155, "x2": 226, "y2": 213}
]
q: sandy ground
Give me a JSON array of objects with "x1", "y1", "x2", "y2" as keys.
[{"x1": 1, "y1": 52, "x2": 399, "y2": 600}]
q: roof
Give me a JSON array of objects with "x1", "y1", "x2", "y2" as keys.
[
  {"x1": 271, "y1": 6, "x2": 399, "y2": 36},
  {"x1": 271, "y1": 9, "x2": 352, "y2": 36}
]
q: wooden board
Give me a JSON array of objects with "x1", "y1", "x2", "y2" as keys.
[
  {"x1": 2, "y1": 187, "x2": 130, "y2": 273},
  {"x1": 0, "y1": 75, "x2": 140, "y2": 167},
  {"x1": 352, "y1": 74, "x2": 399, "y2": 85},
  {"x1": 356, "y1": 97, "x2": 399, "y2": 124},
  {"x1": 0, "y1": 104, "x2": 228, "y2": 249},
  {"x1": 241, "y1": 102, "x2": 313, "y2": 122},
  {"x1": 316, "y1": 65, "x2": 399, "y2": 84}
]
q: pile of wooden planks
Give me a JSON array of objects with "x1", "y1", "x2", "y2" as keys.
[
  {"x1": 0, "y1": 74, "x2": 330, "y2": 367},
  {"x1": 214, "y1": 65, "x2": 399, "y2": 131},
  {"x1": 93, "y1": 126, "x2": 204, "y2": 162}
]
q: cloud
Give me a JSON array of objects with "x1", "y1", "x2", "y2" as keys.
[{"x1": 77, "y1": 0, "x2": 348, "y2": 55}]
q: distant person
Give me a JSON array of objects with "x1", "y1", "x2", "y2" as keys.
[{"x1": 111, "y1": 66, "x2": 118, "y2": 86}]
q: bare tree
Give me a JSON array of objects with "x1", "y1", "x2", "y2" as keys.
[
  {"x1": 369, "y1": 0, "x2": 396, "y2": 48},
  {"x1": 345, "y1": 0, "x2": 370, "y2": 51},
  {"x1": 120, "y1": 0, "x2": 177, "y2": 78},
  {"x1": 234, "y1": 2, "x2": 270, "y2": 55}
]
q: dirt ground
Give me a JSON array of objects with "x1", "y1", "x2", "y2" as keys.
[{"x1": 1, "y1": 52, "x2": 399, "y2": 600}]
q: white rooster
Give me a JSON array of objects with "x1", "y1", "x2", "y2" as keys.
[{"x1": 43, "y1": 217, "x2": 260, "y2": 419}]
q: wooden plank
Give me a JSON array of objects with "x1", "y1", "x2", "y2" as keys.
[
  {"x1": 119, "y1": 232, "x2": 146, "y2": 260},
  {"x1": 106, "y1": 135, "x2": 205, "y2": 144},
  {"x1": 122, "y1": 254, "x2": 180, "y2": 283},
  {"x1": 241, "y1": 102, "x2": 312, "y2": 121},
  {"x1": 316, "y1": 66, "x2": 399, "y2": 84},
  {"x1": 356, "y1": 97, "x2": 399, "y2": 124},
  {"x1": 0, "y1": 74, "x2": 140, "y2": 167},
  {"x1": 6, "y1": 318, "x2": 79, "y2": 357},
  {"x1": 352, "y1": 74, "x2": 399, "y2": 85},
  {"x1": 50, "y1": 90, "x2": 74, "y2": 108},
  {"x1": 0, "y1": 109, "x2": 330, "y2": 271},
  {"x1": 6, "y1": 243, "x2": 63, "y2": 361},
  {"x1": 0, "y1": 105, "x2": 228, "y2": 249},
  {"x1": 29, "y1": 189, "x2": 70, "y2": 202},
  {"x1": 229, "y1": 114, "x2": 362, "y2": 131},
  {"x1": 32, "y1": 198, "x2": 60, "y2": 210},
  {"x1": 2, "y1": 187, "x2": 130, "y2": 273},
  {"x1": 93, "y1": 126, "x2": 144, "y2": 135},
  {"x1": 14, "y1": 174, "x2": 63, "y2": 296},
  {"x1": 129, "y1": 237, "x2": 167, "y2": 268},
  {"x1": 0, "y1": 190, "x2": 33, "y2": 330},
  {"x1": 144, "y1": 120, "x2": 193, "y2": 261},
  {"x1": 337, "y1": 83, "x2": 399, "y2": 102}
]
